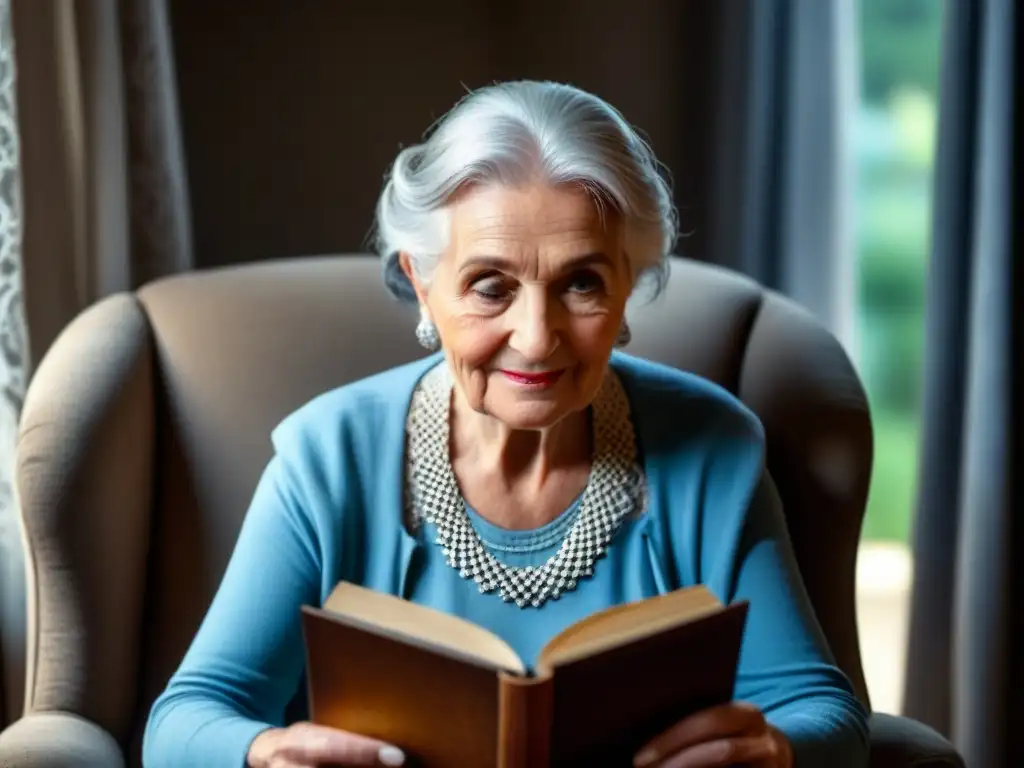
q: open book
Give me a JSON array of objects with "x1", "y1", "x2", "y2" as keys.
[{"x1": 301, "y1": 582, "x2": 748, "y2": 768}]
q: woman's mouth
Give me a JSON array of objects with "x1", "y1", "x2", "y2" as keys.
[{"x1": 499, "y1": 369, "x2": 565, "y2": 388}]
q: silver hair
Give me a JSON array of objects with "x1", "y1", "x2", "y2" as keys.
[{"x1": 373, "y1": 80, "x2": 678, "y2": 303}]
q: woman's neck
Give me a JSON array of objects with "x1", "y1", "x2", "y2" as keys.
[{"x1": 449, "y1": 389, "x2": 591, "y2": 497}]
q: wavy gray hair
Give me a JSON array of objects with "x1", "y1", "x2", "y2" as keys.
[{"x1": 373, "y1": 80, "x2": 677, "y2": 303}]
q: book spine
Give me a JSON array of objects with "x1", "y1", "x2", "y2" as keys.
[{"x1": 496, "y1": 673, "x2": 554, "y2": 768}]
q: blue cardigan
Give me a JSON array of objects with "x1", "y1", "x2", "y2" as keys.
[{"x1": 143, "y1": 352, "x2": 869, "y2": 767}]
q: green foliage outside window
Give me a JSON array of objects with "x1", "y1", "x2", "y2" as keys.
[
  {"x1": 860, "y1": 0, "x2": 945, "y2": 105},
  {"x1": 856, "y1": 0, "x2": 944, "y2": 542}
]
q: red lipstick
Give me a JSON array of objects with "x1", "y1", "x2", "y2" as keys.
[{"x1": 499, "y1": 369, "x2": 564, "y2": 388}]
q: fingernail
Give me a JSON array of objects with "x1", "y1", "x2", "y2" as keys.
[
  {"x1": 633, "y1": 747, "x2": 658, "y2": 768},
  {"x1": 378, "y1": 745, "x2": 406, "y2": 766}
]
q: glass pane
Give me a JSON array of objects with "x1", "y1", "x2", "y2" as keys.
[{"x1": 853, "y1": 0, "x2": 945, "y2": 714}]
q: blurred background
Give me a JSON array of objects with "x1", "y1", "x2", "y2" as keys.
[
  {"x1": 0, "y1": 1, "x2": 1016, "y2": 765},
  {"x1": 854, "y1": 0, "x2": 942, "y2": 550},
  {"x1": 850, "y1": 0, "x2": 943, "y2": 715}
]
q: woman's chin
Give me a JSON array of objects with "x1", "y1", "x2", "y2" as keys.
[{"x1": 487, "y1": 399, "x2": 573, "y2": 432}]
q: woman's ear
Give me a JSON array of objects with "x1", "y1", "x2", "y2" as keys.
[{"x1": 399, "y1": 251, "x2": 428, "y2": 306}]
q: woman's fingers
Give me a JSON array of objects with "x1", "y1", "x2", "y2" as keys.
[
  {"x1": 633, "y1": 702, "x2": 766, "y2": 767},
  {"x1": 282, "y1": 722, "x2": 406, "y2": 766},
  {"x1": 656, "y1": 732, "x2": 780, "y2": 768}
]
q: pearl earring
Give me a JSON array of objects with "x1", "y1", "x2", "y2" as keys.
[
  {"x1": 615, "y1": 319, "x2": 632, "y2": 347},
  {"x1": 415, "y1": 310, "x2": 441, "y2": 351}
]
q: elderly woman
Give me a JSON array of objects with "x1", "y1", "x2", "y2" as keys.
[{"x1": 143, "y1": 80, "x2": 868, "y2": 768}]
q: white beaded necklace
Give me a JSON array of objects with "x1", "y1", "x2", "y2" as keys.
[{"x1": 405, "y1": 363, "x2": 645, "y2": 608}]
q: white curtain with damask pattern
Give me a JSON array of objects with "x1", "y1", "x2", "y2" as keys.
[
  {"x1": 0, "y1": 0, "x2": 193, "y2": 723},
  {"x1": 0, "y1": 0, "x2": 27, "y2": 726},
  {"x1": 0, "y1": 0, "x2": 26, "y2": 511}
]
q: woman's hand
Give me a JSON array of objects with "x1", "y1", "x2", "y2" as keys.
[
  {"x1": 247, "y1": 722, "x2": 406, "y2": 767},
  {"x1": 633, "y1": 702, "x2": 793, "y2": 768}
]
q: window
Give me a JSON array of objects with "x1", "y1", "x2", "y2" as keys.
[{"x1": 853, "y1": 0, "x2": 945, "y2": 714}]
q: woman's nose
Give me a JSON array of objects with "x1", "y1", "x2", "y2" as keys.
[{"x1": 507, "y1": 292, "x2": 560, "y2": 362}]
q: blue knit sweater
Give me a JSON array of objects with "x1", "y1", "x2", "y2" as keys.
[{"x1": 143, "y1": 352, "x2": 869, "y2": 767}]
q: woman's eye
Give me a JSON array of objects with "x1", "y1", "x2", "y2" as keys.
[
  {"x1": 566, "y1": 272, "x2": 604, "y2": 295},
  {"x1": 472, "y1": 278, "x2": 513, "y2": 302}
]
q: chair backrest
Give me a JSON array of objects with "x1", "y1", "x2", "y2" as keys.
[{"x1": 15, "y1": 255, "x2": 872, "y2": 764}]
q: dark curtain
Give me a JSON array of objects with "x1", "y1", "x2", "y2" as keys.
[
  {"x1": 902, "y1": 1, "x2": 1019, "y2": 766},
  {"x1": 705, "y1": 0, "x2": 857, "y2": 346}
]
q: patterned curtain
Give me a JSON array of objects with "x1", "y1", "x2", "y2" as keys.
[
  {"x1": 0, "y1": 0, "x2": 26, "y2": 728},
  {"x1": 0, "y1": 0, "x2": 193, "y2": 725}
]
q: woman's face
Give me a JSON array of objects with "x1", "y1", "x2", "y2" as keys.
[{"x1": 403, "y1": 181, "x2": 632, "y2": 431}]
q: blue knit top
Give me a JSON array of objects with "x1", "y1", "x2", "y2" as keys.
[{"x1": 143, "y1": 352, "x2": 869, "y2": 767}]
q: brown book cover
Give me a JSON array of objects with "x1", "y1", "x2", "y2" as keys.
[{"x1": 301, "y1": 582, "x2": 748, "y2": 768}]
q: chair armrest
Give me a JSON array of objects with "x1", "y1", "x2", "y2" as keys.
[
  {"x1": 869, "y1": 712, "x2": 964, "y2": 768},
  {"x1": 0, "y1": 712, "x2": 125, "y2": 768}
]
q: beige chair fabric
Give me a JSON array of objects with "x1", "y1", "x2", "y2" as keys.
[{"x1": 0, "y1": 255, "x2": 961, "y2": 767}]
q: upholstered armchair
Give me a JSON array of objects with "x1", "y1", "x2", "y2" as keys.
[{"x1": 0, "y1": 255, "x2": 962, "y2": 767}]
